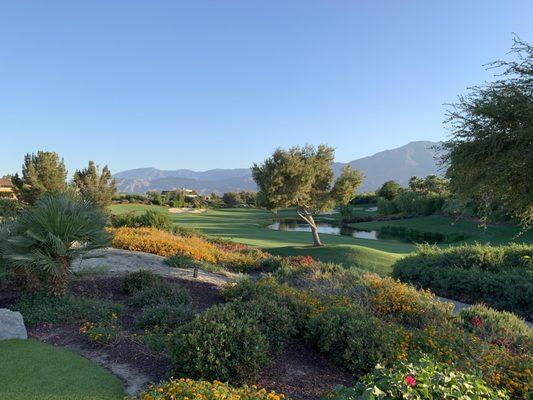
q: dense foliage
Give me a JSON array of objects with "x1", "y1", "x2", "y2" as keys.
[
  {"x1": 170, "y1": 303, "x2": 271, "y2": 385},
  {"x1": 72, "y1": 161, "x2": 116, "y2": 208},
  {"x1": 392, "y1": 244, "x2": 533, "y2": 318},
  {"x1": 442, "y1": 38, "x2": 533, "y2": 228},
  {"x1": 110, "y1": 226, "x2": 269, "y2": 271},
  {"x1": 328, "y1": 356, "x2": 510, "y2": 400},
  {"x1": 11, "y1": 151, "x2": 68, "y2": 205},
  {"x1": 133, "y1": 379, "x2": 285, "y2": 400},
  {"x1": 1, "y1": 193, "x2": 109, "y2": 296}
]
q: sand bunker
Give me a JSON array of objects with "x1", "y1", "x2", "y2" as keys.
[{"x1": 168, "y1": 207, "x2": 207, "y2": 214}]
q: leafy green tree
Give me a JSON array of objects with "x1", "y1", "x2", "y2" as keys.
[
  {"x1": 12, "y1": 151, "x2": 68, "y2": 204},
  {"x1": 72, "y1": 161, "x2": 116, "y2": 209},
  {"x1": 2, "y1": 193, "x2": 109, "y2": 297},
  {"x1": 442, "y1": 38, "x2": 533, "y2": 228},
  {"x1": 252, "y1": 145, "x2": 363, "y2": 246},
  {"x1": 223, "y1": 192, "x2": 241, "y2": 207},
  {"x1": 147, "y1": 190, "x2": 163, "y2": 205},
  {"x1": 377, "y1": 180, "x2": 402, "y2": 200},
  {"x1": 408, "y1": 175, "x2": 449, "y2": 195}
]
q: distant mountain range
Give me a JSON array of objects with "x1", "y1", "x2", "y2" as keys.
[{"x1": 114, "y1": 141, "x2": 443, "y2": 194}]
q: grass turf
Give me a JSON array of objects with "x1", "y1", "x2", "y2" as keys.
[
  {"x1": 109, "y1": 204, "x2": 408, "y2": 275},
  {"x1": 0, "y1": 339, "x2": 124, "y2": 400},
  {"x1": 350, "y1": 215, "x2": 533, "y2": 246}
]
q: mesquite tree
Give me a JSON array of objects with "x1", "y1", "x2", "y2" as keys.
[{"x1": 252, "y1": 145, "x2": 363, "y2": 246}]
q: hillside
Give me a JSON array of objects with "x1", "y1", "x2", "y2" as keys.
[{"x1": 114, "y1": 140, "x2": 442, "y2": 194}]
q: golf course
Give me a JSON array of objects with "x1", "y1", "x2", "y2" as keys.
[{"x1": 108, "y1": 204, "x2": 532, "y2": 276}]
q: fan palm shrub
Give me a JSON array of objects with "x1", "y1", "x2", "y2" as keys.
[{"x1": 2, "y1": 193, "x2": 109, "y2": 296}]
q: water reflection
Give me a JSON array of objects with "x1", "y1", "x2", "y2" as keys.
[{"x1": 267, "y1": 219, "x2": 379, "y2": 240}]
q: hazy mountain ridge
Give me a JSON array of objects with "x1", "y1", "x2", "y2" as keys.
[{"x1": 114, "y1": 141, "x2": 442, "y2": 194}]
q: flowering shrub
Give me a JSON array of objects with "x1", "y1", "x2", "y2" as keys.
[
  {"x1": 361, "y1": 274, "x2": 454, "y2": 328},
  {"x1": 134, "y1": 378, "x2": 286, "y2": 400},
  {"x1": 305, "y1": 305, "x2": 403, "y2": 374},
  {"x1": 170, "y1": 303, "x2": 270, "y2": 385},
  {"x1": 109, "y1": 227, "x2": 269, "y2": 271},
  {"x1": 79, "y1": 312, "x2": 120, "y2": 345},
  {"x1": 327, "y1": 356, "x2": 510, "y2": 400},
  {"x1": 459, "y1": 304, "x2": 532, "y2": 351},
  {"x1": 109, "y1": 227, "x2": 220, "y2": 261}
]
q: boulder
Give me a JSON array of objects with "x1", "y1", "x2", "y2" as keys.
[{"x1": 0, "y1": 308, "x2": 27, "y2": 340}]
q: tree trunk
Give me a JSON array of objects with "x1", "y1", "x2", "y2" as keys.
[
  {"x1": 49, "y1": 257, "x2": 70, "y2": 297},
  {"x1": 297, "y1": 210, "x2": 324, "y2": 247},
  {"x1": 310, "y1": 223, "x2": 324, "y2": 247}
]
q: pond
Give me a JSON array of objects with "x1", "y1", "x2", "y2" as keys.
[{"x1": 267, "y1": 219, "x2": 379, "y2": 240}]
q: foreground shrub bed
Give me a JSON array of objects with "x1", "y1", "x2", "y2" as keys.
[
  {"x1": 222, "y1": 273, "x2": 532, "y2": 398},
  {"x1": 392, "y1": 244, "x2": 533, "y2": 319},
  {"x1": 134, "y1": 378, "x2": 285, "y2": 400},
  {"x1": 109, "y1": 227, "x2": 269, "y2": 271},
  {"x1": 328, "y1": 356, "x2": 510, "y2": 400}
]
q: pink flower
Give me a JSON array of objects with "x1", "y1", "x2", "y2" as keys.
[
  {"x1": 472, "y1": 317, "x2": 483, "y2": 327},
  {"x1": 405, "y1": 375, "x2": 416, "y2": 387}
]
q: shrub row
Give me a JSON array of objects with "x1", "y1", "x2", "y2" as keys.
[
  {"x1": 133, "y1": 378, "x2": 285, "y2": 400},
  {"x1": 392, "y1": 244, "x2": 533, "y2": 319},
  {"x1": 222, "y1": 276, "x2": 532, "y2": 398},
  {"x1": 109, "y1": 227, "x2": 269, "y2": 271},
  {"x1": 378, "y1": 225, "x2": 465, "y2": 243}
]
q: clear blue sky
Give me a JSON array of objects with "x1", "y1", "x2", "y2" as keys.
[{"x1": 1, "y1": 1, "x2": 532, "y2": 176}]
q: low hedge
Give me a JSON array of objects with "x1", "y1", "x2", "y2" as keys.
[
  {"x1": 133, "y1": 378, "x2": 285, "y2": 400},
  {"x1": 392, "y1": 244, "x2": 533, "y2": 319},
  {"x1": 378, "y1": 225, "x2": 465, "y2": 243}
]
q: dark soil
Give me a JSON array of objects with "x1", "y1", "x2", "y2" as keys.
[
  {"x1": 258, "y1": 341, "x2": 354, "y2": 400},
  {"x1": 2, "y1": 274, "x2": 354, "y2": 399}
]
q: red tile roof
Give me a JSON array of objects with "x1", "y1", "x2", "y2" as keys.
[{"x1": 0, "y1": 178, "x2": 13, "y2": 187}]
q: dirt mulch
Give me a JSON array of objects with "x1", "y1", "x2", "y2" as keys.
[{"x1": 258, "y1": 341, "x2": 354, "y2": 400}]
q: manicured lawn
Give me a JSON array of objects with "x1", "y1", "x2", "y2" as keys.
[
  {"x1": 351, "y1": 215, "x2": 533, "y2": 246},
  {"x1": 0, "y1": 339, "x2": 124, "y2": 400},
  {"x1": 109, "y1": 204, "x2": 409, "y2": 275}
]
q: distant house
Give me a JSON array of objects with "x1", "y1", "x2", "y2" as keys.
[
  {"x1": 0, "y1": 178, "x2": 14, "y2": 198},
  {"x1": 161, "y1": 188, "x2": 198, "y2": 198}
]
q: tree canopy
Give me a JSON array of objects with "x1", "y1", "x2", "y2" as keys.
[
  {"x1": 252, "y1": 145, "x2": 363, "y2": 246},
  {"x1": 442, "y1": 38, "x2": 532, "y2": 228},
  {"x1": 378, "y1": 180, "x2": 402, "y2": 200},
  {"x1": 72, "y1": 161, "x2": 116, "y2": 209},
  {"x1": 12, "y1": 151, "x2": 68, "y2": 205}
]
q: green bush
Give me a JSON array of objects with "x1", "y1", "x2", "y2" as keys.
[
  {"x1": 170, "y1": 225, "x2": 205, "y2": 238},
  {"x1": 392, "y1": 244, "x2": 533, "y2": 319},
  {"x1": 306, "y1": 305, "x2": 400, "y2": 374},
  {"x1": 327, "y1": 356, "x2": 510, "y2": 400},
  {"x1": 378, "y1": 225, "x2": 465, "y2": 243},
  {"x1": 170, "y1": 303, "x2": 270, "y2": 385},
  {"x1": 135, "y1": 304, "x2": 193, "y2": 331},
  {"x1": 228, "y1": 298, "x2": 296, "y2": 354},
  {"x1": 122, "y1": 270, "x2": 162, "y2": 295},
  {"x1": 0, "y1": 199, "x2": 23, "y2": 218},
  {"x1": 165, "y1": 253, "x2": 202, "y2": 269},
  {"x1": 127, "y1": 283, "x2": 190, "y2": 308},
  {"x1": 111, "y1": 210, "x2": 172, "y2": 231},
  {"x1": 459, "y1": 304, "x2": 532, "y2": 351},
  {"x1": 14, "y1": 292, "x2": 124, "y2": 326}
]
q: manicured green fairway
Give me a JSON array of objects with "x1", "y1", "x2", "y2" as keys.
[
  {"x1": 0, "y1": 339, "x2": 124, "y2": 400},
  {"x1": 351, "y1": 215, "x2": 533, "y2": 245},
  {"x1": 109, "y1": 204, "x2": 409, "y2": 275}
]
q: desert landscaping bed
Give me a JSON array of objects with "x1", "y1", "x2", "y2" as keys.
[{"x1": 0, "y1": 273, "x2": 355, "y2": 399}]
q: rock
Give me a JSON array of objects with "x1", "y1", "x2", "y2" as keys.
[{"x1": 0, "y1": 308, "x2": 27, "y2": 340}]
